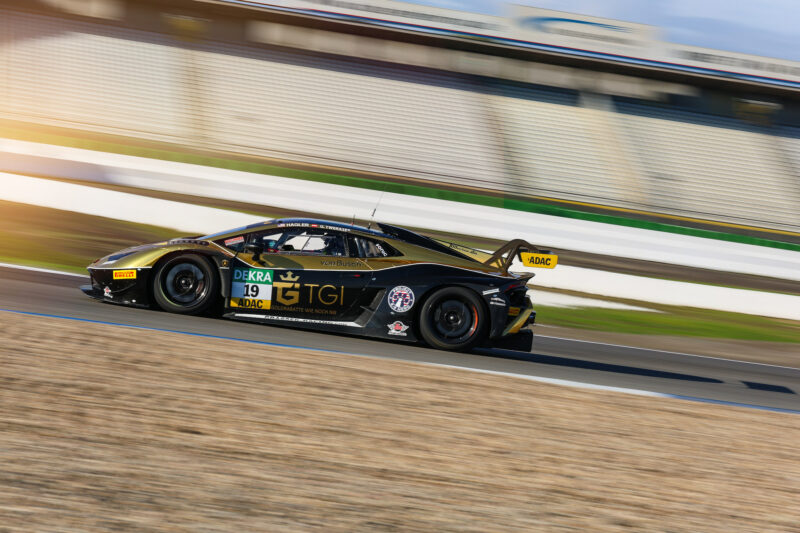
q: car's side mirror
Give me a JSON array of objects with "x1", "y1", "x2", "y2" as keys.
[{"x1": 244, "y1": 242, "x2": 263, "y2": 261}]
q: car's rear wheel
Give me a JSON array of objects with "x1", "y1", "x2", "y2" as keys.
[
  {"x1": 419, "y1": 287, "x2": 486, "y2": 351},
  {"x1": 153, "y1": 254, "x2": 218, "y2": 315}
]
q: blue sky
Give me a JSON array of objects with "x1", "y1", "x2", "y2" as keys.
[{"x1": 405, "y1": 0, "x2": 800, "y2": 62}]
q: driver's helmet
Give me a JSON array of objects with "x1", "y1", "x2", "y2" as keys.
[{"x1": 323, "y1": 236, "x2": 344, "y2": 256}]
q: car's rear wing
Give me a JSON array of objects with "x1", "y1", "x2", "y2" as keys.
[
  {"x1": 484, "y1": 239, "x2": 558, "y2": 275},
  {"x1": 432, "y1": 238, "x2": 558, "y2": 275}
]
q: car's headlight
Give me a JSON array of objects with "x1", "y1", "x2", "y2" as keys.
[{"x1": 101, "y1": 251, "x2": 136, "y2": 265}]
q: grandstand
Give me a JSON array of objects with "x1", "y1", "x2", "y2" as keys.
[{"x1": 1, "y1": 1, "x2": 799, "y2": 232}]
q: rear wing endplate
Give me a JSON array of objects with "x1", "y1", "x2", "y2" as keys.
[{"x1": 483, "y1": 239, "x2": 558, "y2": 275}]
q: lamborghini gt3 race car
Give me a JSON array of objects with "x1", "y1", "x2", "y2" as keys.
[{"x1": 81, "y1": 218, "x2": 558, "y2": 351}]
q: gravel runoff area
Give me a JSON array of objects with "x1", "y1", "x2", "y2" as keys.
[{"x1": 1, "y1": 313, "x2": 799, "y2": 532}]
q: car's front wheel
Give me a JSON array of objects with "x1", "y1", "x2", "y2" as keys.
[
  {"x1": 152, "y1": 254, "x2": 218, "y2": 315},
  {"x1": 418, "y1": 287, "x2": 486, "y2": 351}
]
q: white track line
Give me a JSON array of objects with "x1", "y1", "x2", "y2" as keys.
[
  {"x1": 429, "y1": 362, "x2": 668, "y2": 397},
  {"x1": 0, "y1": 262, "x2": 88, "y2": 278},
  {"x1": 536, "y1": 334, "x2": 800, "y2": 373}
]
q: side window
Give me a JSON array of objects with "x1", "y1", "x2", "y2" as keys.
[
  {"x1": 302, "y1": 230, "x2": 346, "y2": 256},
  {"x1": 215, "y1": 230, "x2": 286, "y2": 253},
  {"x1": 255, "y1": 231, "x2": 287, "y2": 253},
  {"x1": 348, "y1": 236, "x2": 400, "y2": 258},
  {"x1": 250, "y1": 228, "x2": 347, "y2": 256}
]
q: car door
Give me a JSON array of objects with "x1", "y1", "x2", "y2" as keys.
[
  {"x1": 230, "y1": 226, "x2": 371, "y2": 321},
  {"x1": 346, "y1": 234, "x2": 418, "y2": 324}
]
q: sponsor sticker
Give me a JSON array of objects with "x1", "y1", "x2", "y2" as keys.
[
  {"x1": 259, "y1": 271, "x2": 348, "y2": 311},
  {"x1": 482, "y1": 288, "x2": 500, "y2": 295},
  {"x1": 113, "y1": 269, "x2": 137, "y2": 280},
  {"x1": 320, "y1": 259, "x2": 362, "y2": 268},
  {"x1": 233, "y1": 314, "x2": 347, "y2": 326},
  {"x1": 387, "y1": 286, "x2": 415, "y2": 313},
  {"x1": 375, "y1": 243, "x2": 389, "y2": 257},
  {"x1": 224, "y1": 235, "x2": 245, "y2": 247},
  {"x1": 277, "y1": 222, "x2": 350, "y2": 232},
  {"x1": 274, "y1": 271, "x2": 301, "y2": 306},
  {"x1": 387, "y1": 321, "x2": 410, "y2": 336},
  {"x1": 229, "y1": 297, "x2": 271, "y2": 309},
  {"x1": 520, "y1": 252, "x2": 558, "y2": 269},
  {"x1": 447, "y1": 242, "x2": 481, "y2": 256},
  {"x1": 103, "y1": 286, "x2": 112, "y2": 298},
  {"x1": 231, "y1": 268, "x2": 273, "y2": 309},
  {"x1": 490, "y1": 296, "x2": 506, "y2": 307}
]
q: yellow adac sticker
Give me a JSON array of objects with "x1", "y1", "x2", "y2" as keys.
[
  {"x1": 520, "y1": 253, "x2": 558, "y2": 269},
  {"x1": 230, "y1": 297, "x2": 271, "y2": 310},
  {"x1": 112, "y1": 269, "x2": 137, "y2": 280}
]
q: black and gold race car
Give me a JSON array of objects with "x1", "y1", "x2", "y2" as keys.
[{"x1": 81, "y1": 218, "x2": 558, "y2": 351}]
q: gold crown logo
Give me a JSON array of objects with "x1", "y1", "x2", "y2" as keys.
[{"x1": 279, "y1": 271, "x2": 299, "y2": 282}]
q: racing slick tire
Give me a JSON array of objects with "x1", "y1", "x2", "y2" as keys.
[
  {"x1": 419, "y1": 286, "x2": 487, "y2": 351},
  {"x1": 152, "y1": 254, "x2": 218, "y2": 315}
]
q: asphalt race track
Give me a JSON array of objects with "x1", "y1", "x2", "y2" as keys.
[{"x1": 1, "y1": 266, "x2": 798, "y2": 413}]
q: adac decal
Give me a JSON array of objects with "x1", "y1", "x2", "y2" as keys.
[
  {"x1": 231, "y1": 267, "x2": 273, "y2": 309},
  {"x1": 387, "y1": 321, "x2": 410, "y2": 336},
  {"x1": 272, "y1": 271, "x2": 346, "y2": 310},
  {"x1": 230, "y1": 297, "x2": 271, "y2": 309},
  {"x1": 112, "y1": 269, "x2": 137, "y2": 280},
  {"x1": 387, "y1": 286, "x2": 415, "y2": 313},
  {"x1": 520, "y1": 252, "x2": 558, "y2": 269}
]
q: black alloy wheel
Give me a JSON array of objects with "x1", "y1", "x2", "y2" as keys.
[
  {"x1": 152, "y1": 254, "x2": 218, "y2": 315},
  {"x1": 419, "y1": 286, "x2": 486, "y2": 351}
]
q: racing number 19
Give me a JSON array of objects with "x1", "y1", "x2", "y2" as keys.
[{"x1": 243, "y1": 284, "x2": 260, "y2": 298}]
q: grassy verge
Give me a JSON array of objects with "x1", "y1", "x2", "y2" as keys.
[
  {"x1": 4, "y1": 126, "x2": 800, "y2": 252},
  {"x1": 0, "y1": 200, "x2": 179, "y2": 273},
  {"x1": 535, "y1": 303, "x2": 800, "y2": 343}
]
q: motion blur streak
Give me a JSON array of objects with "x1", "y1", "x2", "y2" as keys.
[{"x1": 3, "y1": 308, "x2": 798, "y2": 415}]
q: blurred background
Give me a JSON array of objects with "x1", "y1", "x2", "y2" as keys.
[
  {"x1": 2, "y1": 2, "x2": 800, "y2": 530},
  {"x1": 1, "y1": 0, "x2": 799, "y2": 340}
]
